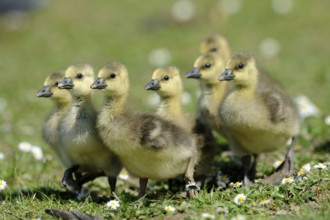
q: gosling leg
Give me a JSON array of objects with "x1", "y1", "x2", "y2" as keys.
[
  {"x1": 108, "y1": 176, "x2": 117, "y2": 199},
  {"x1": 277, "y1": 136, "x2": 296, "y2": 176},
  {"x1": 261, "y1": 136, "x2": 296, "y2": 184},
  {"x1": 138, "y1": 178, "x2": 148, "y2": 199},
  {"x1": 61, "y1": 165, "x2": 81, "y2": 193},
  {"x1": 242, "y1": 155, "x2": 254, "y2": 186},
  {"x1": 185, "y1": 156, "x2": 199, "y2": 198},
  {"x1": 248, "y1": 154, "x2": 258, "y2": 181}
]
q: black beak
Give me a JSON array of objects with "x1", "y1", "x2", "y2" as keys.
[
  {"x1": 144, "y1": 79, "x2": 160, "y2": 91},
  {"x1": 219, "y1": 69, "x2": 235, "y2": 81},
  {"x1": 90, "y1": 78, "x2": 107, "y2": 89},
  {"x1": 58, "y1": 77, "x2": 74, "y2": 89},
  {"x1": 186, "y1": 67, "x2": 201, "y2": 79},
  {"x1": 36, "y1": 86, "x2": 53, "y2": 97}
]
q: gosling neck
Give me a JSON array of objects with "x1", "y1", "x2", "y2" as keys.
[
  {"x1": 72, "y1": 94, "x2": 93, "y2": 108},
  {"x1": 157, "y1": 93, "x2": 183, "y2": 118},
  {"x1": 202, "y1": 81, "x2": 226, "y2": 100},
  {"x1": 55, "y1": 100, "x2": 71, "y2": 113},
  {"x1": 104, "y1": 93, "x2": 128, "y2": 116},
  {"x1": 233, "y1": 75, "x2": 258, "y2": 97}
]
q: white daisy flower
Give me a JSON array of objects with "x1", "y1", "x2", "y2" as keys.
[
  {"x1": 216, "y1": 207, "x2": 229, "y2": 215},
  {"x1": 297, "y1": 170, "x2": 308, "y2": 181},
  {"x1": 31, "y1": 146, "x2": 43, "y2": 160},
  {"x1": 259, "y1": 198, "x2": 272, "y2": 206},
  {"x1": 301, "y1": 163, "x2": 311, "y2": 172},
  {"x1": 201, "y1": 212, "x2": 215, "y2": 219},
  {"x1": 148, "y1": 48, "x2": 171, "y2": 67},
  {"x1": 202, "y1": 212, "x2": 215, "y2": 219},
  {"x1": 218, "y1": 0, "x2": 243, "y2": 15},
  {"x1": 297, "y1": 176, "x2": 307, "y2": 182},
  {"x1": 313, "y1": 163, "x2": 327, "y2": 170},
  {"x1": 273, "y1": 160, "x2": 284, "y2": 169},
  {"x1": 294, "y1": 95, "x2": 320, "y2": 119},
  {"x1": 0, "y1": 179, "x2": 7, "y2": 190},
  {"x1": 0, "y1": 152, "x2": 5, "y2": 160},
  {"x1": 231, "y1": 214, "x2": 246, "y2": 220},
  {"x1": 281, "y1": 176, "x2": 294, "y2": 185},
  {"x1": 324, "y1": 116, "x2": 330, "y2": 126},
  {"x1": 229, "y1": 181, "x2": 243, "y2": 188},
  {"x1": 164, "y1": 205, "x2": 176, "y2": 213},
  {"x1": 18, "y1": 141, "x2": 32, "y2": 152},
  {"x1": 106, "y1": 199, "x2": 120, "y2": 210},
  {"x1": 259, "y1": 37, "x2": 281, "y2": 59},
  {"x1": 118, "y1": 168, "x2": 129, "y2": 180},
  {"x1": 272, "y1": 0, "x2": 293, "y2": 15},
  {"x1": 233, "y1": 193, "x2": 246, "y2": 205},
  {"x1": 217, "y1": 174, "x2": 230, "y2": 188},
  {"x1": 171, "y1": 0, "x2": 196, "y2": 22}
]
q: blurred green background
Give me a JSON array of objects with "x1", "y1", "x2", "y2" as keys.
[
  {"x1": 0, "y1": 1, "x2": 329, "y2": 219},
  {"x1": 0, "y1": 0, "x2": 329, "y2": 156}
]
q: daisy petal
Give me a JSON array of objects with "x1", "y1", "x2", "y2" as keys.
[
  {"x1": 0, "y1": 179, "x2": 7, "y2": 190},
  {"x1": 164, "y1": 205, "x2": 176, "y2": 213},
  {"x1": 106, "y1": 199, "x2": 120, "y2": 210},
  {"x1": 234, "y1": 193, "x2": 246, "y2": 205}
]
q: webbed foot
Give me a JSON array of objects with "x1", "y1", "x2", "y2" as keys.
[
  {"x1": 185, "y1": 181, "x2": 200, "y2": 198},
  {"x1": 61, "y1": 165, "x2": 81, "y2": 194}
]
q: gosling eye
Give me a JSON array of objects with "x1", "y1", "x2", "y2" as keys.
[
  {"x1": 54, "y1": 81, "x2": 59, "y2": 86},
  {"x1": 76, "y1": 73, "x2": 83, "y2": 79},
  {"x1": 237, "y1": 63, "x2": 245, "y2": 69},
  {"x1": 210, "y1": 47, "x2": 218, "y2": 52},
  {"x1": 204, "y1": 63, "x2": 212, "y2": 69},
  {"x1": 109, "y1": 73, "x2": 116, "y2": 79},
  {"x1": 163, "y1": 75, "x2": 169, "y2": 81}
]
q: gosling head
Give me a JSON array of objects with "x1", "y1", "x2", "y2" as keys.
[
  {"x1": 91, "y1": 61, "x2": 129, "y2": 97},
  {"x1": 58, "y1": 64, "x2": 95, "y2": 97},
  {"x1": 219, "y1": 52, "x2": 257, "y2": 87},
  {"x1": 145, "y1": 66, "x2": 182, "y2": 98},
  {"x1": 37, "y1": 71, "x2": 71, "y2": 103},
  {"x1": 186, "y1": 53, "x2": 225, "y2": 85},
  {"x1": 200, "y1": 34, "x2": 231, "y2": 59}
]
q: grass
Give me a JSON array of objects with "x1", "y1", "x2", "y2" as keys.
[{"x1": 0, "y1": 0, "x2": 330, "y2": 219}]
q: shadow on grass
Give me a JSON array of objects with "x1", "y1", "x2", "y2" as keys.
[
  {"x1": 0, "y1": 187, "x2": 77, "y2": 201},
  {"x1": 314, "y1": 139, "x2": 330, "y2": 154},
  {"x1": 0, "y1": 186, "x2": 120, "y2": 204}
]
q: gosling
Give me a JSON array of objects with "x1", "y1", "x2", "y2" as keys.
[
  {"x1": 91, "y1": 62, "x2": 200, "y2": 198},
  {"x1": 218, "y1": 52, "x2": 301, "y2": 185},
  {"x1": 57, "y1": 63, "x2": 122, "y2": 197},
  {"x1": 199, "y1": 34, "x2": 231, "y2": 61},
  {"x1": 36, "y1": 71, "x2": 71, "y2": 164},
  {"x1": 145, "y1": 66, "x2": 216, "y2": 183},
  {"x1": 37, "y1": 71, "x2": 107, "y2": 194},
  {"x1": 186, "y1": 52, "x2": 229, "y2": 137}
]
